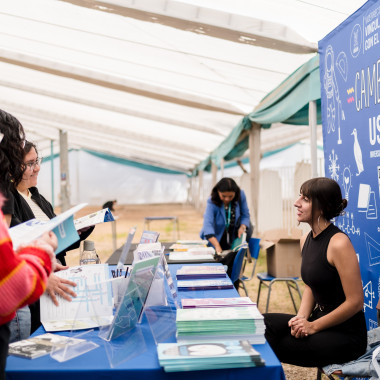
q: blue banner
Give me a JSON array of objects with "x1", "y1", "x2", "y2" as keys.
[
  {"x1": 319, "y1": 1, "x2": 380, "y2": 329},
  {"x1": 319, "y1": 0, "x2": 380, "y2": 330}
]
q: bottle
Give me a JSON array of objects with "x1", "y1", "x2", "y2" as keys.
[{"x1": 80, "y1": 240, "x2": 101, "y2": 265}]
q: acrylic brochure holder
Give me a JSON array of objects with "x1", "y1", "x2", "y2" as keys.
[
  {"x1": 98, "y1": 275, "x2": 147, "y2": 368},
  {"x1": 144, "y1": 254, "x2": 179, "y2": 345},
  {"x1": 49, "y1": 275, "x2": 115, "y2": 362}
]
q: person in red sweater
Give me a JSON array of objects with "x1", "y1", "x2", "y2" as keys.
[{"x1": 0, "y1": 109, "x2": 57, "y2": 380}]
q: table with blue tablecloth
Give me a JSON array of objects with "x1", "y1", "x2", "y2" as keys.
[{"x1": 6, "y1": 263, "x2": 285, "y2": 380}]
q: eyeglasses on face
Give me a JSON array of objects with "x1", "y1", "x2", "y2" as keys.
[{"x1": 25, "y1": 157, "x2": 43, "y2": 170}]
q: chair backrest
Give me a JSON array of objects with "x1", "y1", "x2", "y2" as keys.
[
  {"x1": 248, "y1": 237, "x2": 261, "y2": 260},
  {"x1": 230, "y1": 244, "x2": 248, "y2": 284}
]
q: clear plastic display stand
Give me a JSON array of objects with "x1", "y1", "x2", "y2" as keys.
[
  {"x1": 143, "y1": 255, "x2": 179, "y2": 345},
  {"x1": 49, "y1": 274, "x2": 115, "y2": 363}
]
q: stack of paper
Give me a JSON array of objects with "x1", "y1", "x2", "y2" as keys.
[
  {"x1": 177, "y1": 279, "x2": 233, "y2": 291},
  {"x1": 157, "y1": 340, "x2": 264, "y2": 372},
  {"x1": 176, "y1": 306, "x2": 265, "y2": 344},
  {"x1": 169, "y1": 247, "x2": 215, "y2": 262},
  {"x1": 176, "y1": 266, "x2": 226, "y2": 280},
  {"x1": 181, "y1": 297, "x2": 256, "y2": 309}
]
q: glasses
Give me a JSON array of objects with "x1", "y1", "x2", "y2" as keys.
[{"x1": 25, "y1": 157, "x2": 43, "y2": 170}]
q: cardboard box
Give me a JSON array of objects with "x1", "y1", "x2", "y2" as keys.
[{"x1": 260, "y1": 229, "x2": 302, "y2": 278}]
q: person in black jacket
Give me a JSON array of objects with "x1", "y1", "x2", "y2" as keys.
[{"x1": 10, "y1": 141, "x2": 94, "y2": 336}]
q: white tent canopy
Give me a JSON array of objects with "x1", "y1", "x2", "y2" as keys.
[{"x1": 0, "y1": 0, "x2": 366, "y2": 174}]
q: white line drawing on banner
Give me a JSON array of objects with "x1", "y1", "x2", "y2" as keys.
[
  {"x1": 350, "y1": 24, "x2": 362, "y2": 58},
  {"x1": 357, "y1": 183, "x2": 378, "y2": 219},
  {"x1": 338, "y1": 212, "x2": 360, "y2": 236},
  {"x1": 365, "y1": 232, "x2": 380, "y2": 266},
  {"x1": 336, "y1": 51, "x2": 348, "y2": 81},
  {"x1": 378, "y1": 166, "x2": 380, "y2": 199},
  {"x1": 369, "y1": 319, "x2": 378, "y2": 330},
  {"x1": 324, "y1": 45, "x2": 343, "y2": 144},
  {"x1": 328, "y1": 149, "x2": 340, "y2": 181},
  {"x1": 351, "y1": 128, "x2": 364, "y2": 176},
  {"x1": 342, "y1": 167, "x2": 352, "y2": 200},
  {"x1": 363, "y1": 280, "x2": 375, "y2": 311}
]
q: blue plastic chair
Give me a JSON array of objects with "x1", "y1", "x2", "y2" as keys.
[
  {"x1": 230, "y1": 244, "x2": 249, "y2": 288},
  {"x1": 257, "y1": 270, "x2": 302, "y2": 313},
  {"x1": 237, "y1": 237, "x2": 261, "y2": 296}
]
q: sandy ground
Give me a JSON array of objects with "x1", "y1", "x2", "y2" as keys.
[{"x1": 65, "y1": 203, "x2": 332, "y2": 380}]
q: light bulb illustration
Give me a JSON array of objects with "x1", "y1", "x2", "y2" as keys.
[{"x1": 342, "y1": 167, "x2": 352, "y2": 200}]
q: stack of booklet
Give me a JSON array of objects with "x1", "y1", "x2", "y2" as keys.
[
  {"x1": 181, "y1": 297, "x2": 256, "y2": 309},
  {"x1": 176, "y1": 265, "x2": 227, "y2": 280},
  {"x1": 176, "y1": 306, "x2": 265, "y2": 344},
  {"x1": 157, "y1": 340, "x2": 264, "y2": 372},
  {"x1": 169, "y1": 247, "x2": 215, "y2": 262},
  {"x1": 176, "y1": 279, "x2": 233, "y2": 291}
]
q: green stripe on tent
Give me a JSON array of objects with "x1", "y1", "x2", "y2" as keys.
[
  {"x1": 84, "y1": 149, "x2": 188, "y2": 176},
  {"x1": 193, "y1": 55, "x2": 322, "y2": 175}
]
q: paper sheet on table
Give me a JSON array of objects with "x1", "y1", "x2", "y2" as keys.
[{"x1": 40, "y1": 264, "x2": 113, "y2": 332}]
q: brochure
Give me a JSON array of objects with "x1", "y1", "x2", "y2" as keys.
[
  {"x1": 8, "y1": 333, "x2": 86, "y2": 359},
  {"x1": 139, "y1": 230, "x2": 160, "y2": 244},
  {"x1": 105, "y1": 255, "x2": 161, "y2": 340},
  {"x1": 40, "y1": 264, "x2": 113, "y2": 332},
  {"x1": 74, "y1": 208, "x2": 114, "y2": 230},
  {"x1": 9, "y1": 203, "x2": 87, "y2": 254}
]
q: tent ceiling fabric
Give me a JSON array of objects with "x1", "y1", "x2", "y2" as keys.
[{"x1": 0, "y1": 0, "x2": 366, "y2": 173}]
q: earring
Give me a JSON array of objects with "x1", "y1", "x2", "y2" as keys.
[{"x1": 317, "y1": 215, "x2": 322, "y2": 230}]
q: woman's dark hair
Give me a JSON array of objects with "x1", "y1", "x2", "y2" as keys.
[
  {"x1": 0, "y1": 109, "x2": 26, "y2": 195},
  {"x1": 24, "y1": 140, "x2": 38, "y2": 156},
  {"x1": 210, "y1": 177, "x2": 241, "y2": 206},
  {"x1": 300, "y1": 177, "x2": 347, "y2": 223}
]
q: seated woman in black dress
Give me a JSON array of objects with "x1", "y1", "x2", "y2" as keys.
[{"x1": 264, "y1": 177, "x2": 367, "y2": 368}]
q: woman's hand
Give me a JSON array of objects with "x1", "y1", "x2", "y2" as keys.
[
  {"x1": 46, "y1": 274, "x2": 77, "y2": 306},
  {"x1": 288, "y1": 315, "x2": 316, "y2": 338},
  {"x1": 238, "y1": 225, "x2": 247, "y2": 238}
]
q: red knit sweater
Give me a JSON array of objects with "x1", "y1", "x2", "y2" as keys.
[{"x1": 0, "y1": 211, "x2": 52, "y2": 325}]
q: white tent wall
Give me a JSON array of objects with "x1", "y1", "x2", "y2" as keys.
[{"x1": 37, "y1": 150, "x2": 188, "y2": 206}]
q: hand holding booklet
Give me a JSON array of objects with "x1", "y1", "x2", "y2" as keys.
[
  {"x1": 74, "y1": 208, "x2": 114, "y2": 230},
  {"x1": 9, "y1": 203, "x2": 87, "y2": 254}
]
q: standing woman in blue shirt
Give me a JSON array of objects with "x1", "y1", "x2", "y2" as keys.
[{"x1": 200, "y1": 177, "x2": 252, "y2": 255}]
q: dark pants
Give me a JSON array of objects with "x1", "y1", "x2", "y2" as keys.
[
  {"x1": 0, "y1": 323, "x2": 10, "y2": 380},
  {"x1": 264, "y1": 311, "x2": 367, "y2": 368}
]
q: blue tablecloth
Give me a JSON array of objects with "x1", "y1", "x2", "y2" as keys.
[{"x1": 6, "y1": 263, "x2": 285, "y2": 380}]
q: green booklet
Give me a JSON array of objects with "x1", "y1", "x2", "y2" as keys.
[
  {"x1": 230, "y1": 232, "x2": 247, "y2": 251},
  {"x1": 157, "y1": 340, "x2": 264, "y2": 372}
]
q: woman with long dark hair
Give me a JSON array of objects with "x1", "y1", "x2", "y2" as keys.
[
  {"x1": 200, "y1": 177, "x2": 252, "y2": 254},
  {"x1": 0, "y1": 109, "x2": 56, "y2": 380}
]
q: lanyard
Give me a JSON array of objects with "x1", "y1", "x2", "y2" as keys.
[{"x1": 225, "y1": 203, "x2": 231, "y2": 231}]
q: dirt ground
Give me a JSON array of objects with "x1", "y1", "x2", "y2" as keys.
[{"x1": 66, "y1": 203, "x2": 332, "y2": 380}]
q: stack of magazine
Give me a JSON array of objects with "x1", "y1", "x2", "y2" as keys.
[
  {"x1": 181, "y1": 297, "x2": 256, "y2": 309},
  {"x1": 157, "y1": 340, "x2": 264, "y2": 372},
  {"x1": 176, "y1": 279, "x2": 233, "y2": 291},
  {"x1": 176, "y1": 306, "x2": 265, "y2": 344},
  {"x1": 176, "y1": 265, "x2": 227, "y2": 280}
]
